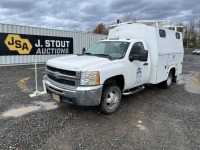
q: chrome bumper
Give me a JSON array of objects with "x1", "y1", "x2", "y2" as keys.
[{"x1": 43, "y1": 76, "x2": 103, "y2": 106}]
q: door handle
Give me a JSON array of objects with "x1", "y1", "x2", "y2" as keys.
[{"x1": 143, "y1": 63, "x2": 148, "y2": 66}]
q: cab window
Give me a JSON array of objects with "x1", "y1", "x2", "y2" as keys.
[{"x1": 130, "y1": 42, "x2": 144, "y2": 55}]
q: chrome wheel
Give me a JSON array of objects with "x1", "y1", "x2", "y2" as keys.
[
  {"x1": 100, "y1": 85, "x2": 121, "y2": 114},
  {"x1": 106, "y1": 90, "x2": 120, "y2": 110},
  {"x1": 167, "y1": 72, "x2": 173, "y2": 86},
  {"x1": 160, "y1": 70, "x2": 174, "y2": 89}
]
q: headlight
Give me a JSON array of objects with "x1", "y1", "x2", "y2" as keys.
[{"x1": 80, "y1": 71, "x2": 100, "y2": 86}]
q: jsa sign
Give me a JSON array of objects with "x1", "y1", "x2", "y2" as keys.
[{"x1": 0, "y1": 33, "x2": 73, "y2": 55}]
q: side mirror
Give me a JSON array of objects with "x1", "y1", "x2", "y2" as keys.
[
  {"x1": 139, "y1": 50, "x2": 148, "y2": 61},
  {"x1": 129, "y1": 50, "x2": 148, "y2": 62},
  {"x1": 129, "y1": 55, "x2": 134, "y2": 62},
  {"x1": 82, "y1": 47, "x2": 86, "y2": 54}
]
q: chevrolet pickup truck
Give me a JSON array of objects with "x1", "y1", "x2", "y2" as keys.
[{"x1": 43, "y1": 21, "x2": 184, "y2": 114}]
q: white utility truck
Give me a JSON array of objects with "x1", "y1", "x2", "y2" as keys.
[{"x1": 43, "y1": 21, "x2": 184, "y2": 114}]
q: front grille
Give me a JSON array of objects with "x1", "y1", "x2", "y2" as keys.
[
  {"x1": 47, "y1": 74, "x2": 76, "y2": 86},
  {"x1": 46, "y1": 65, "x2": 76, "y2": 77}
]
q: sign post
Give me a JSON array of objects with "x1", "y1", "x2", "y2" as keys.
[{"x1": 29, "y1": 58, "x2": 47, "y2": 97}]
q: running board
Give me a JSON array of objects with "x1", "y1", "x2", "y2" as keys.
[{"x1": 122, "y1": 85, "x2": 145, "y2": 95}]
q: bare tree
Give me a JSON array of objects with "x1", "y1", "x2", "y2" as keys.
[
  {"x1": 189, "y1": 18, "x2": 197, "y2": 48},
  {"x1": 198, "y1": 19, "x2": 200, "y2": 47},
  {"x1": 183, "y1": 26, "x2": 188, "y2": 48},
  {"x1": 121, "y1": 12, "x2": 135, "y2": 22},
  {"x1": 183, "y1": 18, "x2": 199, "y2": 48}
]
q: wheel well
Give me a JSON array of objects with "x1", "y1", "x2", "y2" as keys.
[
  {"x1": 170, "y1": 67, "x2": 176, "y2": 77},
  {"x1": 103, "y1": 75, "x2": 125, "y2": 91}
]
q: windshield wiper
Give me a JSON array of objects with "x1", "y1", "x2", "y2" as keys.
[
  {"x1": 83, "y1": 53, "x2": 113, "y2": 60},
  {"x1": 93, "y1": 54, "x2": 112, "y2": 60},
  {"x1": 83, "y1": 52, "x2": 92, "y2": 55}
]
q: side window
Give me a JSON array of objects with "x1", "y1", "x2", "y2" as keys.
[
  {"x1": 176, "y1": 32, "x2": 180, "y2": 39},
  {"x1": 130, "y1": 42, "x2": 144, "y2": 55},
  {"x1": 159, "y1": 29, "x2": 166, "y2": 38},
  {"x1": 137, "y1": 42, "x2": 144, "y2": 50}
]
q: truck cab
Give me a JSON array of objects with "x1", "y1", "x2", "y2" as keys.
[{"x1": 44, "y1": 21, "x2": 184, "y2": 114}]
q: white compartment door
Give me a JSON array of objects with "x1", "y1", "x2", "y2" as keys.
[{"x1": 156, "y1": 54, "x2": 169, "y2": 83}]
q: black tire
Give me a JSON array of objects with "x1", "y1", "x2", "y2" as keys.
[
  {"x1": 172, "y1": 75, "x2": 177, "y2": 83},
  {"x1": 162, "y1": 71, "x2": 173, "y2": 89},
  {"x1": 99, "y1": 85, "x2": 121, "y2": 114}
]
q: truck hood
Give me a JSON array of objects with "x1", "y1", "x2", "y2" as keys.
[{"x1": 46, "y1": 55, "x2": 111, "y2": 71}]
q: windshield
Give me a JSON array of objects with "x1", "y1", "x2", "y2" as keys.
[{"x1": 84, "y1": 41, "x2": 130, "y2": 59}]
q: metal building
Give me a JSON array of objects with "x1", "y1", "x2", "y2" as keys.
[{"x1": 0, "y1": 23, "x2": 106, "y2": 66}]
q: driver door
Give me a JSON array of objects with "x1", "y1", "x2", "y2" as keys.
[{"x1": 126, "y1": 42, "x2": 150, "y2": 89}]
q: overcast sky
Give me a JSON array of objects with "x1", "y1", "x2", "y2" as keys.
[{"x1": 0, "y1": 0, "x2": 199, "y2": 31}]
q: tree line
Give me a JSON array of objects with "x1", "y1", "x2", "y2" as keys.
[{"x1": 183, "y1": 19, "x2": 200, "y2": 48}]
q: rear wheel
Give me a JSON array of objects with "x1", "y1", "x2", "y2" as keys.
[
  {"x1": 162, "y1": 71, "x2": 173, "y2": 89},
  {"x1": 99, "y1": 85, "x2": 121, "y2": 114},
  {"x1": 172, "y1": 75, "x2": 177, "y2": 83}
]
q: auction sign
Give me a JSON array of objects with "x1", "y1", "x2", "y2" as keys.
[{"x1": 0, "y1": 33, "x2": 73, "y2": 55}]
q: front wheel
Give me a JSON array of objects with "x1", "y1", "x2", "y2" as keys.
[
  {"x1": 162, "y1": 71, "x2": 173, "y2": 89},
  {"x1": 99, "y1": 85, "x2": 121, "y2": 114}
]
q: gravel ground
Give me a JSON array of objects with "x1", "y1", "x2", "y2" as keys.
[{"x1": 0, "y1": 54, "x2": 200, "y2": 150}]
